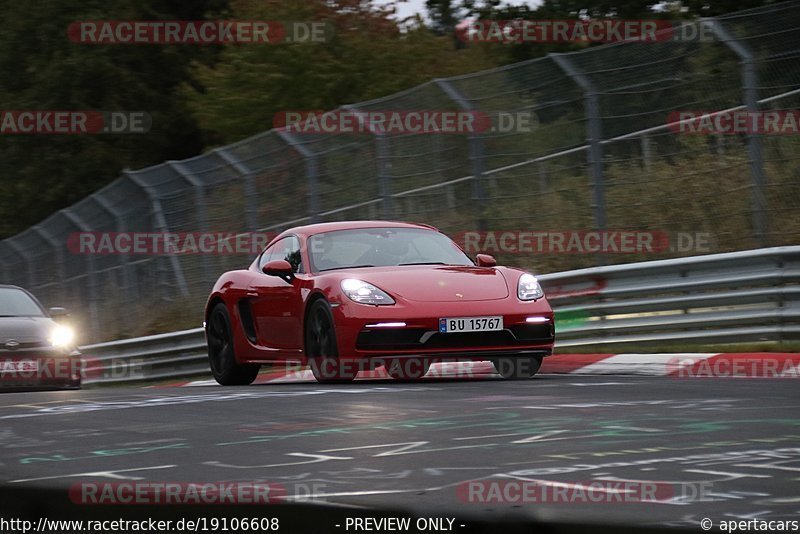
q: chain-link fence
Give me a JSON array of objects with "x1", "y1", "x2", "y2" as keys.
[{"x1": 2, "y1": 3, "x2": 799, "y2": 343}]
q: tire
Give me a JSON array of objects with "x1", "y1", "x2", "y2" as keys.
[
  {"x1": 385, "y1": 358, "x2": 431, "y2": 380},
  {"x1": 305, "y1": 299, "x2": 357, "y2": 383},
  {"x1": 207, "y1": 303, "x2": 260, "y2": 385},
  {"x1": 492, "y1": 356, "x2": 542, "y2": 380}
]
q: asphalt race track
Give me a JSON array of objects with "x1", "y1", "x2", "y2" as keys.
[{"x1": 1, "y1": 374, "x2": 798, "y2": 531}]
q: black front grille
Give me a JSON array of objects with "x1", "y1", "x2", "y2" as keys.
[
  {"x1": 357, "y1": 329, "x2": 427, "y2": 350},
  {"x1": 509, "y1": 323, "x2": 554, "y2": 342},
  {"x1": 422, "y1": 330, "x2": 517, "y2": 348},
  {"x1": 356, "y1": 325, "x2": 553, "y2": 351}
]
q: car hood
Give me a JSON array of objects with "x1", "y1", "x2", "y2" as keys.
[
  {"x1": 0, "y1": 316, "x2": 53, "y2": 344},
  {"x1": 356, "y1": 266, "x2": 511, "y2": 302}
]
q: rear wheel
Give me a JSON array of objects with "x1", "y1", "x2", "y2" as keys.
[
  {"x1": 305, "y1": 300, "x2": 356, "y2": 383},
  {"x1": 492, "y1": 356, "x2": 542, "y2": 380},
  {"x1": 207, "y1": 303, "x2": 260, "y2": 385},
  {"x1": 385, "y1": 358, "x2": 431, "y2": 380}
]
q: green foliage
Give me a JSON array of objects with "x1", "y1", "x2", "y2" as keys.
[
  {"x1": 0, "y1": 0, "x2": 783, "y2": 242},
  {"x1": 183, "y1": 0, "x2": 496, "y2": 146},
  {"x1": 0, "y1": 0, "x2": 227, "y2": 238},
  {"x1": 436, "y1": 0, "x2": 778, "y2": 63}
]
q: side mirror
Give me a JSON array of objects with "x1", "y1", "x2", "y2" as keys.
[
  {"x1": 476, "y1": 254, "x2": 497, "y2": 267},
  {"x1": 262, "y1": 259, "x2": 294, "y2": 282},
  {"x1": 49, "y1": 307, "x2": 69, "y2": 318}
]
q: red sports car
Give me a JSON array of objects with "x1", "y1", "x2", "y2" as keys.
[{"x1": 204, "y1": 221, "x2": 554, "y2": 384}]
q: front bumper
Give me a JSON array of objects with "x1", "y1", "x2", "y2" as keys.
[
  {"x1": 331, "y1": 297, "x2": 554, "y2": 361},
  {"x1": 0, "y1": 349, "x2": 82, "y2": 390}
]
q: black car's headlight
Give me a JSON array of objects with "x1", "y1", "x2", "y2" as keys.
[
  {"x1": 341, "y1": 279, "x2": 395, "y2": 305},
  {"x1": 49, "y1": 325, "x2": 75, "y2": 348},
  {"x1": 517, "y1": 273, "x2": 544, "y2": 301}
]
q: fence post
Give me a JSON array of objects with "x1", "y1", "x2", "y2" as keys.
[
  {"x1": 707, "y1": 18, "x2": 767, "y2": 248},
  {"x1": 5, "y1": 239, "x2": 35, "y2": 289},
  {"x1": 435, "y1": 78, "x2": 488, "y2": 231},
  {"x1": 32, "y1": 225, "x2": 66, "y2": 304},
  {"x1": 276, "y1": 130, "x2": 320, "y2": 223},
  {"x1": 551, "y1": 54, "x2": 607, "y2": 242},
  {"x1": 214, "y1": 147, "x2": 260, "y2": 231},
  {"x1": 168, "y1": 161, "x2": 214, "y2": 284},
  {"x1": 640, "y1": 132, "x2": 652, "y2": 173},
  {"x1": 92, "y1": 193, "x2": 136, "y2": 302},
  {"x1": 61, "y1": 209, "x2": 101, "y2": 340},
  {"x1": 0, "y1": 245, "x2": 9, "y2": 283},
  {"x1": 537, "y1": 161, "x2": 549, "y2": 193},
  {"x1": 124, "y1": 171, "x2": 190, "y2": 298},
  {"x1": 342, "y1": 105, "x2": 393, "y2": 219}
]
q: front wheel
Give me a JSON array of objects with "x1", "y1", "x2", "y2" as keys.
[
  {"x1": 305, "y1": 300, "x2": 356, "y2": 383},
  {"x1": 207, "y1": 303, "x2": 260, "y2": 385},
  {"x1": 492, "y1": 356, "x2": 542, "y2": 380}
]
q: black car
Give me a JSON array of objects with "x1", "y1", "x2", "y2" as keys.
[{"x1": 0, "y1": 285, "x2": 81, "y2": 390}]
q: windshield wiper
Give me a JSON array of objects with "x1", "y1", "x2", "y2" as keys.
[
  {"x1": 318, "y1": 264, "x2": 376, "y2": 272},
  {"x1": 399, "y1": 262, "x2": 448, "y2": 266}
]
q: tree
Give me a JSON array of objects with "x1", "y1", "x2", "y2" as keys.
[
  {"x1": 426, "y1": 0, "x2": 459, "y2": 33},
  {"x1": 185, "y1": 0, "x2": 494, "y2": 146},
  {"x1": 437, "y1": 0, "x2": 779, "y2": 64},
  {"x1": 0, "y1": 0, "x2": 228, "y2": 238}
]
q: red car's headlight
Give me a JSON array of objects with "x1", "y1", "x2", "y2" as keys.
[
  {"x1": 518, "y1": 273, "x2": 544, "y2": 301},
  {"x1": 341, "y1": 279, "x2": 395, "y2": 305}
]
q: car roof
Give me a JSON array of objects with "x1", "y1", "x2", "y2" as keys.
[{"x1": 282, "y1": 220, "x2": 439, "y2": 238}]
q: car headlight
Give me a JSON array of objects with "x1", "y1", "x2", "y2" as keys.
[
  {"x1": 49, "y1": 325, "x2": 75, "y2": 348},
  {"x1": 518, "y1": 273, "x2": 544, "y2": 301},
  {"x1": 341, "y1": 279, "x2": 395, "y2": 305}
]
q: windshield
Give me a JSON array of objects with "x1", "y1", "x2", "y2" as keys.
[
  {"x1": 308, "y1": 228, "x2": 473, "y2": 272},
  {"x1": 0, "y1": 287, "x2": 45, "y2": 317}
]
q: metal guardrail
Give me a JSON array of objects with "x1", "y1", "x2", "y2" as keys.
[
  {"x1": 79, "y1": 246, "x2": 800, "y2": 385},
  {"x1": 541, "y1": 246, "x2": 800, "y2": 347},
  {"x1": 80, "y1": 328, "x2": 207, "y2": 385}
]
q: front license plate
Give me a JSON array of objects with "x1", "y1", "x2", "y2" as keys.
[
  {"x1": 439, "y1": 316, "x2": 503, "y2": 333},
  {"x1": 0, "y1": 360, "x2": 39, "y2": 374}
]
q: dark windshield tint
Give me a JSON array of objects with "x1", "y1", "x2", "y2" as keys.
[
  {"x1": 0, "y1": 287, "x2": 45, "y2": 317},
  {"x1": 308, "y1": 228, "x2": 473, "y2": 272}
]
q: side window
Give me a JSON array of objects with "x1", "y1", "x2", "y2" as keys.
[
  {"x1": 282, "y1": 236, "x2": 303, "y2": 273},
  {"x1": 258, "y1": 243, "x2": 277, "y2": 271},
  {"x1": 258, "y1": 236, "x2": 303, "y2": 273}
]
